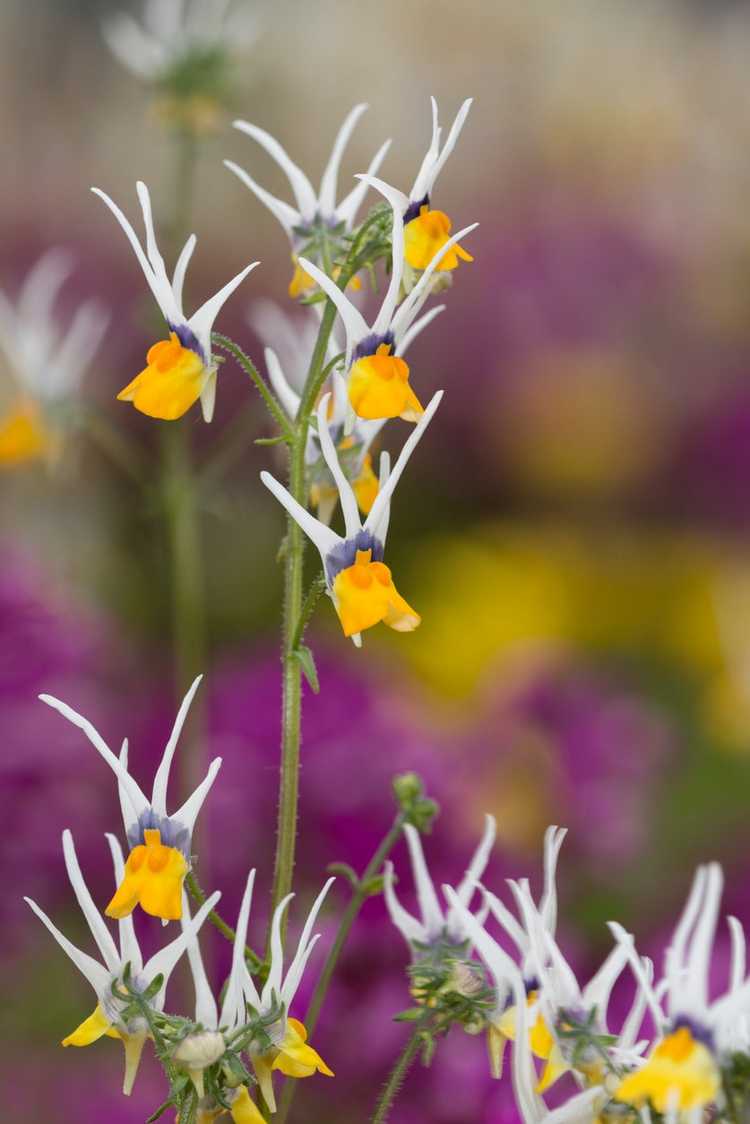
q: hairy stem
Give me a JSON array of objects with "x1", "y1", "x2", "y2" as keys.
[{"x1": 370, "y1": 1023, "x2": 428, "y2": 1124}]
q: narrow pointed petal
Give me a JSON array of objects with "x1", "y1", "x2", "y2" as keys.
[
  {"x1": 371, "y1": 450, "x2": 391, "y2": 545},
  {"x1": 105, "y1": 833, "x2": 142, "y2": 975},
  {"x1": 665, "y1": 865, "x2": 707, "y2": 1011},
  {"x1": 172, "y1": 234, "x2": 197, "y2": 312},
  {"x1": 318, "y1": 103, "x2": 368, "y2": 216},
  {"x1": 224, "y1": 160, "x2": 300, "y2": 236},
  {"x1": 136, "y1": 181, "x2": 169, "y2": 281},
  {"x1": 295, "y1": 257, "x2": 368, "y2": 362},
  {"x1": 222, "y1": 869, "x2": 260, "y2": 1024},
  {"x1": 410, "y1": 95, "x2": 442, "y2": 202},
  {"x1": 260, "y1": 470, "x2": 340, "y2": 568},
  {"x1": 62, "y1": 830, "x2": 120, "y2": 973},
  {"x1": 172, "y1": 756, "x2": 223, "y2": 837},
  {"x1": 116, "y1": 740, "x2": 134, "y2": 846},
  {"x1": 685, "y1": 862, "x2": 722, "y2": 1012},
  {"x1": 25, "y1": 897, "x2": 111, "y2": 996},
  {"x1": 443, "y1": 885, "x2": 520, "y2": 1002},
  {"x1": 391, "y1": 223, "x2": 479, "y2": 341},
  {"x1": 39, "y1": 693, "x2": 148, "y2": 828},
  {"x1": 449, "y1": 814, "x2": 496, "y2": 920},
  {"x1": 151, "y1": 675, "x2": 203, "y2": 816},
  {"x1": 142, "y1": 891, "x2": 221, "y2": 1003},
  {"x1": 262, "y1": 893, "x2": 294, "y2": 1008},
  {"x1": 336, "y1": 139, "x2": 394, "y2": 227},
  {"x1": 425, "y1": 98, "x2": 473, "y2": 196},
  {"x1": 265, "y1": 348, "x2": 301, "y2": 420},
  {"x1": 404, "y1": 824, "x2": 443, "y2": 937},
  {"x1": 607, "y1": 922, "x2": 666, "y2": 1031},
  {"x1": 233, "y1": 120, "x2": 318, "y2": 218},
  {"x1": 121, "y1": 1032, "x2": 147, "y2": 1096},
  {"x1": 356, "y1": 177, "x2": 405, "y2": 335},
  {"x1": 54, "y1": 300, "x2": 109, "y2": 395},
  {"x1": 539, "y1": 826, "x2": 567, "y2": 933},
  {"x1": 729, "y1": 917, "x2": 746, "y2": 993},
  {"x1": 581, "y1": 941, "x2": 629, "y2": 1020},
  {"x1": 188, "y1": 261, "x2": 259, "y2": 362},
  {"x1": 281, "y1": 878, "x2": 335, "y2": 1006},
  {"x1": 383, "y1": 860, "x2": 426, "y2": 946},
  {"x1": 619, "y1": 955, "x2": 653, "y2": 1050},
  {"x1": 181, "y1": 895, "x2": 219, "y2": 1029},
  {"x1": 315, "y1": 394, "x2": 361, "y2": 539},
  {"x1": 397, "y1": 304, "x2": 445, "y2": 357},
  {"x1": 364, "y1": 390, "x2": 443, "y2": 537},
  {"x1": 483, "y1": 887, "x2": 528, "y2": 956},
  {"x1": 200, "y1": 370, "x2": 217, "y2": 423}
]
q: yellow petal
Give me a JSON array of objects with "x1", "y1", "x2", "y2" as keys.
[
  {"x1": 332, "y1": 549, "x2": 420, "y2": 638},
  {"x1": 62, "y1": 1003, "x2": 115, "y2": 1047},
  {"x1": 288, "y1": 256, "x2": 316, "y2": 299},
  {"x1": 274, "y1": 1018, "x2": 334, "y2": 1078},
  {"x1": 352, "y1": 452, "x2": 379, "y2": 515},
  {"x1": 404, "y1": 207, "x2": 474, "y2": 272},
  {"x1": 535, "y1": 1042, "x2": 569, "y2": 1093},
  {"x1": 106, "y1": 829, "x2": 188, "y2": 921},
  {"x1": 118, "y1": 334, "x2": 207, "y2": 421},
  {"x1": 614, "y1": 1027, "x2": 720, "y2": 1113},
  {"x1": 487, "y1": 1024, "x2": 508, "y2": 1080},
  {"x1": 0, "y1": 401, "x2": 51, "y2": 467},
  {"x1": 251, "y1": 1054, "x2": 276, "y2": 1114},
  {"x1": 230, "y1": 1086, "x2": 266, "y2": 1124},
  {"x1": 348, "y1": 344, "x2": 423, "y2": 423}
]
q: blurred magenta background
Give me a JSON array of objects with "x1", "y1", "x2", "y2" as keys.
[{"x1": 5, "y1": 1, "x2": 750, "y2": 1121}]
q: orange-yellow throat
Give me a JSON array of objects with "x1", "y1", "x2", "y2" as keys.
[
  {"x1": 332, "y1": 548, "x2": 420, "y2": 637},
  {"x1": 106, "y1": 828, "x2": 188, "y2": 921},
  {"x1": 348, "y1": 343, "x2": 423, "y2": 422},
  {"x1": 404, "y1": 205, "x2": 473, "y2": 272},
  {"x1": 117, "y1": 333, "x2": 207, "y2": 421}
]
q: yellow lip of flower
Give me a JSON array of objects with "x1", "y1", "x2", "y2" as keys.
[
  {"x1": 614, "y1": 1025, "x2": 720, "y2": 1114},
  {"x1": 493, "y1": 993, "x2": 569, "y2": 1093},
  {"x1": 332, "y1": 547, "x2": 420, "y2": 638},
  {"x1": 117, "y1": 332, "x2": 209, "y2": 421},
  {"x1": 348, "y1": 342, "x2": 424, "y2": 422},
  {"x1": 352, "y1": 451, "x2": 379, "y2": 514},
  {"x1": 271, "y1": 1017, "x2": 334, "y2": 1079},
  {"x1": 105, "y1": 827, "x2": 189, "y2": 922},
  {"x1": 404, "y1": 205, "x2": 474, "y2": 273},
  {"x1": 288, "y1": 252, "x2": 361, "y2": 300},
  {"x1": 61, "y1": 1002, "x2": 148, "y2": 1096},
  {"x1": 0, "y1": 399, "x2": 53, "y2": 466}
]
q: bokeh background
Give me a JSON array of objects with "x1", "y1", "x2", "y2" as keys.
[{"x1": 4, "y1": 0, "x2": 750, "y2": 1120}]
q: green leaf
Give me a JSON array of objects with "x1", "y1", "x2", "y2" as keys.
[
  {"x1": 393, "y1": 1008, "x2": 426, "y2": 1022},
  {"x1": 293, "y1": 644, "x2": 320, "y2": 693},
  {"x1": 255, "y1": 434, "x2": 291, "y2": 447},
  {"x1": 327, "y1": 862, "x2": 360, "y2": 887}
]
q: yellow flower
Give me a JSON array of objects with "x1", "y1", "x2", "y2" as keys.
[
  {"x1": 348, "y1": 343, "x2": 423, "y2": 422},
  {"x1": 117, "y1": 333, "x2": 208, "y2": 421},
  {"x1": 352, "y1": 451, "x2": 379, "y2": 514},
  {"x1": 614, "y1": 1026, "x2": 720, "y2": 1114},
  {"x1": 252, "y1": 1018, "x2": 333, "y2": 1107},
  {"x1": 0, "y1": 400, "x2": 51, "y2": 466},
  {"x1": 332, "y1": 547, "x2": 420, "y2": 638},
  {"x1": 404, "y1": 206, "x2": 474, "y2": 272},
  {"x1": 62, "y1": 1002, "x2": 148, "y2": 1096},
  {"x1": 106, "y1": 827, "x2": 188, "y2": 922},
  {"x1": 493, "y1": 995, "x2": 569, "y2": 1092}
]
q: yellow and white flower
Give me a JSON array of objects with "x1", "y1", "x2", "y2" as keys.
[
  {"x1": 0, "y1": 250, "x2": 107, "y2": 467},
  {"x1": 261, "y1": 388, "x2": 442, "y2": 645},
  {"x1": 25, "y1": 829, "x2": 219, "y2": 1095},
  {"x1": 232, "y1": 877, "x2": 336, "y2": 1112},
  {"x1": 383, "y1": 815, "x2": 496, "y2": 952},
  {"x1": 299, "y1": 177, "x2": 475, "y2": 424},
  {"x1": 39, "y1": 676, "x2": 221, "y2": 922},
  {"x1": 610, "y1": 863, "x2": 750, "y2": 1117},
  {"x1": 92, "y1": 180, "x2": 258, "y2": 421},
  {"x1": 225, "y1": 105, "x2": 390, "y2": 298}
]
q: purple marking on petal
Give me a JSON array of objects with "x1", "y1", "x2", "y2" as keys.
[
  {"x1": 671, "y1": 1014, "x2": 715, "y2": 1051},
  {"x1": 404, "y1": 195, "x2": 430, "y2": 224},
  {"x1": 353, "y1": 331, "x2": 395, "y2": 363},
  {"x1": 127, "y1": 808, "x2": 191, "y2": 857},
  {"x1": 168, "y1": 321, "x2": 205, "y2": 363},
  {"x1": 325, "y1": 529, "x2": 384, "y2": 585}
]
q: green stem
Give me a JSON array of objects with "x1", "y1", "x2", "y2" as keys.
[
  {"x1": 370, "y1": 1023, "x2": 428, "y2": 1124},
  {"x1": 212, "y1": 333, "x2": 293, "y2": 438},
  {"x1": 275, "y1": 814, "x2": 405, "y2": 1124},
  {"x1": 186, "y1": 872, "x2": 263, "y2": 972},
  {"x1": 290, "y1": 574, "x2": 327, "y2": 651}
]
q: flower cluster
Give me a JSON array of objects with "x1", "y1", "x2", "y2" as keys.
[
  {"x1": 384, "y1": 815, "x2": 750, "y2": 1123},
  {"x1": 29, "y1": 678, "x2": 336, "y2": 1121}
]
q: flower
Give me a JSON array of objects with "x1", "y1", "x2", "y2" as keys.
[
  {"x1": 261, "y1": 388, "x2": 442, "y2": 644},
  {"x1": 255, "y1": 300, "x2": 444, "y2": 522},
  {"x1": 299, "y1": 176, "x2": 476, "y2": 423},
  {"x1": 384, "y1": 97, "x2": 475, "y2": 289},
  {"x1": 92, "y1": 181, "x2": 258, "y2": 421},
  {"x1": 0, "y1": 250, "x2": 107, "y2": 466},
  {"x1": 103, "y1": 0, "x2": 259, "y2": 129},
  {"x1": 174, "y1": 872, "x2": 264, "y2": 1122},
  {"x1": 38, "y1": 675, "x2": 221, "y2": 921},
  {"x1": 235, "y1": 878, "x2": 336, "y2": 1112},
  {"x1": 24, "y1": 829, "x2": 220, "y2": 1094},
  {"x1": 383, "y1": 815, "x2": 496, "y2": 953},
  {"x1": 225, "y1": 104, "x2": 390, "y2": 297},
  {"x1": 610, "y1": 863, "x2": 750, "y2": 1116}
]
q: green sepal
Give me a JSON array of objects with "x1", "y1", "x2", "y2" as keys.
[{"x1": 293, "y1": 644, "x2": 320, "y2": 693}]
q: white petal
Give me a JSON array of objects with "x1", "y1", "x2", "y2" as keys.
[
  {"x1": 410, "y1": 95, "x2": 442, "y2": 203},
  {"x1": 260, "y1": 470, "x2": 340, "y2": 570},
  {"x1": 105, "y1": 833, "x2": 143, "y2": 976},
  {"x1": 545, "y1": 1087, "x2": 607, "y2": 1124},
  {"x1": 336, "y1": 138, "x2": 394, "y2": 228},
  {"x1": 181, "y1": 894, "x2": 219, "y2": 1028},
  {"x1": 261, "y1": 893, "x2": 294, "y2": 1008},
  {"x1": 91, "y1": 186, "x2": 179, "y2": 325},
  {"x1": 102, "y1": 13, "x2": 164, "y2": 78},
  {"x1": 581, "y1": 942, "x2": 629, "y2": 1025},
  {"x1": 116, "y1": 739, "x2": 135, "y2": 840},
  {"x1": 391, "y1": 222, "x2": 478, "y2": 342},
  {"x1": 232, "y1": 120, "x2": 317, "y2": 219},
  {"x1": 315, "y1": 394, "x2": 361, "y2": 539},
  {"x1": 483, "y1": 886, "x2": 528, "y2": 956},
  {"x1": 383, "y1": 860, "x2": 426, "y2": 947},
  {"x1": 665, "y1": 866, "x2": 707, "y2": 1015},
  {"x1": 172, "y1": 756, "x2": 223, "y2": 838},
  {"x1": 607, "y1": 922, "x2": 666, "y2": 1032},
  {"x1": 318, "y1": 103, "x2": 368, "y2": 217},
  {"x1": 281, "y1": 877, "x2": 335, "y2": 1007},
  {"x1": 25, "y1": 896, "x2": 111, "y2": 998},
  {"x1": 142, "y1": 890, "x2": 221, "y2": 1006},
  {"x1": 423, "y1": 98, "x2": 473, "y2": 198},
  {"x1": 222, "y1": 870, "x2": 260, "y2": 1024},
  {"x1": 685, "y1": 861, "x2": 722, "y2": 1012},
  {"x1": 38, "y1": 693, "x2": 148, "y2": 828},
  {"x1": 62, "y1": 830, "x2": 120, "y2": 974},
  {"x1": 295, "y1": 257, "x2": 368, "y2": 366},
  {"x1": 52, "y1": 300, "x2": 108, "y2": 399},
  {"x1": 172, "y1": 234, "x2": 196, "y2": 314},
  {"x1": 443, "y1": 885, "x2": 520, "y2": 1004},
  {"x1": 355, "y1": 178, "x2": 404, "y2": 336},
  {"x1": 396, "y1": 304, "x2": 445, "y2": 358},
  {"x1": 451, "y1": 814, "x2": 496, "y2": 913},
  {"x1": 151, "y1": 675, "x2": 203, "y2": 817},
  {"x1": 371, "y1": 450, "x2": 391, "y2": 545},
  {"x1": 17, "y1": 248, "x2": 72, "y2": 329},
  {"x1": 619, "y1": 955, "x2": 653, "y2": 1050},
  {"x1": 265, "y1": 348, "x2": 301, "y2": 420},
  {"x1": 200, "y1": 369, "x2": 217, "y2": 424},
  {"x1": 404, "y1": 824, "x2": 443, "y2": 938},
  {"x1": 224, "y1": 160, "x2": 300, "y2": 238},
  {"x1": 364, "y1": 390, "x2": 443, "y2": 538},
  {"x1": 729, "y1": 916, "x2": 746, "y2": 993},
  {"x1": 539, "y1": 826, "x2": 567, "y2": 934},
  {"x1": 188, "y1": 261, "x2": 259, "y2": 362}
]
